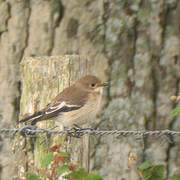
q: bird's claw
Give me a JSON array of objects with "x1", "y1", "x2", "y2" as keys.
[{"x1": 66, "y1": 125, "x2": 94, "y2": 138}]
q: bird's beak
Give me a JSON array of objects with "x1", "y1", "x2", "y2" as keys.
[
  {"x1": 103, "y1": 82, "x2": 108, "y2": 87},
  {"x1": 97, "y1": 82, "x2": 108, "y2": 87}
]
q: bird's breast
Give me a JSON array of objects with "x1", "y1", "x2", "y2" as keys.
[{"x1": 56, "y1": 92, "x2": 102, "y2": 128}]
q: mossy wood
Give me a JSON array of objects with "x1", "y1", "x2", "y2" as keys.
[{"x1": 18, "y1": 55, "x2": 93, "y2": 178}]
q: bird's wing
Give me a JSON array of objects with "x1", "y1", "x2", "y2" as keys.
[
  {"x1": 43, "y1": 85, "x2": 88, "y2": 116},
  {"x1": 44, "y1": 100, "x2": 83, "y2": 115},
  {"x1": 27, "y1": 100, "x2": 83, "y2": 125},
  {"x1": 20, "y1": 85, "x2": 89, "y2": 125}
]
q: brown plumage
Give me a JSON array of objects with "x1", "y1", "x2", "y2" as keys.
[{"x1": 20, "y1": 75, "x2": 107, "y2": 127}]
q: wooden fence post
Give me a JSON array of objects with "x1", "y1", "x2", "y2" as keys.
[{"x1": 16, "y1": 55, "x2": 93, "y2": 178}]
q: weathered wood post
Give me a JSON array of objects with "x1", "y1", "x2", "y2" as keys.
[{"x1": 17, "y1": 55, "x2": 93, "y2": 178}]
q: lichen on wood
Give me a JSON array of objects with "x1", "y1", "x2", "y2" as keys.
[{"x1": 18, "y1": 55, "x2": 93, "y2": 178}]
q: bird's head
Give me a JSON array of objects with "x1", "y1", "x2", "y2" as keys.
[{"x1": 76, "y1": 75, "x2": 108, "y2": 93}]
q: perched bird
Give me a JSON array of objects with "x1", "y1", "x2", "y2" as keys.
[{"x1": 20, "y1": 75, "x2": 108, "y2": 128}]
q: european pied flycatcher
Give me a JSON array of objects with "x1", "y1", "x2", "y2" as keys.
[{"x1": 20, "y1": 75, "x2": 107, "y2": 128}]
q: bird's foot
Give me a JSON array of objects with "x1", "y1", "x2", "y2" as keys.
[
  {"x1": 73, "y1": 124, "x2": 93, "y2": 131},
  {"x1": 65, "y1": 124, "x2": 93, "y2": 138}
]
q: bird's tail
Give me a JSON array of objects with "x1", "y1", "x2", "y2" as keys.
[{"x1": 19, "y1": 111, "x2": 43, "y2": 125}]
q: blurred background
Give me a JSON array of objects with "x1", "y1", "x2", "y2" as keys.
[{"x1": 0, "y1": 0, "x2": 179, "y2": 179}]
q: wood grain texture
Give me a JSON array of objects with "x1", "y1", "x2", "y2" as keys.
[{"x1": 18, "y1": 55, "x2": 93, "y2": 178}]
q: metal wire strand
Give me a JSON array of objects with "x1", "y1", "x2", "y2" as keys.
[{"x1": 0, "y1": 126, "x2": 180, "y2": 138}]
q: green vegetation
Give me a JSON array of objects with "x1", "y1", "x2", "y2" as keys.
[
  {"x1": 137, "y1": 161, "x2": 180, "y2": 180},
  {"x1": 27, "y1": 144, "x2": 103, "y2": 180}
]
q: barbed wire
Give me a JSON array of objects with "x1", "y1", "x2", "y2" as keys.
[{"x1": 0, "y1": 125, "x2": 180, "y2": 138}]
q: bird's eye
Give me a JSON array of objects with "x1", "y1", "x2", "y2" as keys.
[{"x1": 91, "y1": 83, "x2": 96, "y2": 87}]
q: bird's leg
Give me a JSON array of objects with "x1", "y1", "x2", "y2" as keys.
[
  {"x1": 72, "y1": 124, "x2": 82, "y2": 130},
  {"x1": 70, "y1": 124, "x2": 94, "y2": 138},
  {"x1": 72, "y1": 124, "x2": 94, "y2": 131},
  {"x1": 64, "y1": 124, "x2": 83, "y2": 138},
  {"x1": 64, "y1": 124, "x2": 94, "y2": 138}
]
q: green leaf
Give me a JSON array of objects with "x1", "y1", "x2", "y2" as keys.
[
  {"x1": 27, "y1": 174, "x2": 40, "y2": 180},
  {"x1": 41, "y1": 152, "x2": 53, "y2": 167},
  {"x1": 66, "y1": 168, "x2": 88, "y2": 179},
  {"x1": 138, "y1": 161, "x2": 152, "y2": 170},
  {"x1": 59, "y1": 151, "x2": 70, "y2": 157},
  {"x1": 59, "y1": 151, "x2": 70, "y2": 162},
  {"x1": 140, "y1": 165, "x2": 164, "y2": 180},
  {"x1": 169, "y1": 174, "x2": 180, "y2": 180},
  {"x1": 149, "y1": 165, "x2": 164, "y2": 180},
  {"x1": 171, "y1": 107, "x2": 180, "y2": 117},
  {"x1": 141, "y1": 168, "x2": 153, "y2": 180},
  {"x1": 57, "y1": 165, "x2": 69, "y2": 176},
  {"x1": 85, "y1": 173, "x2": 103, "y2": 180}
]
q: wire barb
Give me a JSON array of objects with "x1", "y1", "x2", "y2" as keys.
[{"x1": 19, "y1": 125, "x2": 38, "y2": 137}]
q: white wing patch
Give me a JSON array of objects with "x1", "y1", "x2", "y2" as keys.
[
  {"x1": 49, "y1": 101, "x2": 66, "y2": 110},
  {"x1": 30, "y1": 114, "x2": 43, "y2": 120},
  {"x1": 45, "y1": 101, "x2": 81, "y2": 114}
]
